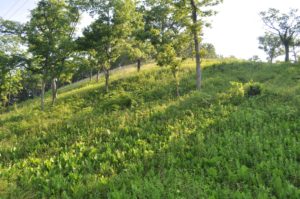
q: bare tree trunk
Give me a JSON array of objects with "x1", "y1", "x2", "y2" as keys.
[
  {"x1": 96, "y1": 70, "x2": 100, "y2": 83},
  {"x1": 191, "y1": 0, "x2": 202, "y2": 90},
  {"x1": 51, "y1": 78, "x2": 57, "y2": 105},
  {"x1": 137, "y1": 59, "x2": 141, "y2": 72},
  {"x1": 41, "y1": 79, "x2": 45, "y2": 111},
  {"x1": 284, "y1": 43, "x2": 290, "y2": 62},
  {"x1": 104, "y1": 69, "x2": 110, "y2": 93}
]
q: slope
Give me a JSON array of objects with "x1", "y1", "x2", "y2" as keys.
[{"x1": 0, "y1": 59, "x2": 300, "y2": 198}]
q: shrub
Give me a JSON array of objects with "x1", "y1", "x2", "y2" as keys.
[
  {"x1": 228, "y1": 81, "x2": 262, "y2": 105},
  {"x1": 228, "y1": 81, "x2": 245, "y2": 105},
  {"x1": 101, "y1": 92, "x2": 136, "y2": 111},
  {"x1": 244, "y1": 81, "x2": 262, "y2": 97}
]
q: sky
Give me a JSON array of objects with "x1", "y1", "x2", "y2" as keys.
[
  {"x1": 203, "y1": 0, "x2": 300, "y2": 60},
  {"x1": 0, "y1": 0, "x2": 300, "y2": 60}
]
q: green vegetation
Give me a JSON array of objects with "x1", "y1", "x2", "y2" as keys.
[
  {"x1": 1, "y1": 0, "x2": 223, "y2": 109},
  {"x1": 1, "y1": 59, "x2": 299, "y2": 198},
  {"x1": 1, "y1": 1, "x2": 300, "y2": 198}
]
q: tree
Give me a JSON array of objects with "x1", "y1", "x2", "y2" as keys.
[
  {"x1": 0, "y1": 18, "x2": 25, "y2": 108},
  {"x1": 78, "y1": 0, "x2": 140, "y2": 92},
  {"x1": 157, "y1": 44, "x2": 182, "y2": 97},
  {"x1": 248, "y1": 55, "x2": 261, "y2": 62},
  {"x1": 121, "y1": 1, "x2": 155, "y2": 72},
  {"x1": 174, "y1": 0, "x2": 222, "y2": 90},
  {"x1": 0, "y1": 52, "x2": 23, "y2": 108},
  {"x1": 68, "y1": 51, "x2": 97, "y2": 82},
  {"x1": 19, "y1": 69, "x2": 41, "y2": 101},
  {"x1": 0, "y1": 17, "x2": 23, "y2": 36},
  {"x1": 75, "y1": 39, "x2": 99, "y2": 82},
  {"x1": 142, "y1": 0, "x2": 182, "y2": 50},
  {"x1": 201, "y1": 43, "x2": 217, "y2": 59},
  {"x1": 86, "y1": 50, "x2": 98, "y2": 81},
  {"x1": 258, "y1": 33, "x2": 283, "y2": 63},
  {"x1": 260, "y1": 8, "x2": 300, "y2": 62},
  {"x1": 79, "y1": 17, "x2": 120, "y2": 93},
  {"x1": 291, "y1": 38, "x2": 300, "y2": 62},
  {"x1": 142, "y1": 0, "x2": 189, "y2": 96},
  {"x1": 158, "y1": 30, "x2": 190, "y2": 97},
  {"x1": 26, "y1": 0, "x2": 80, "y2": 109},
  {"x1": 127, "y1": 37, "x2": 155, "y2": 72}
]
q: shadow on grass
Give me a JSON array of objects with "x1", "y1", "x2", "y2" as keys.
[
  {"x1": 3, "y1": 61, "x2": 300, "y2": 198},
  {"x1": 0, "y1": 62, "x2": 270, "y2": 163}
]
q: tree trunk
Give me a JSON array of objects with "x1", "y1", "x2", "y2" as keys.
[
  {"x1": 292, "y1": 45, "x2": 298, "y2": 62},
  {"x1": 284, "y1": 43, "x2": 290, "y2": 62},
  {"x1": 41, "y1": 79, "x2": 45, "y2": 111},
  {"x1": 90, "y1": 68, "x2": 93, "y2": 82},
  {"x1": 51, "y1": 78, "x2": 57, "y2": 105},
  {"x1": 96, "y1": 70, "x2": 100, "y2": 83},
  {"x1": 137, "y1": 59, "x2": 141, "y2": 72},
  {"x1": 176, "y1": 82, "x2": 180, "y2": 97},
  {"x1": 7, "y1": 93, "x2": 11, "y2": 107},
  {"x1": 2, "y1": 98, "x2": 7, "y2": 108},
  {"x1": 173, "y1": 72, "x2": 180, "y2": 97},
  {"x1": 190, "y1": 0, "x2": 202, "y2": 90},
  {"x1": 105, "y1": 69, "x2": 110, "y2": 93}
]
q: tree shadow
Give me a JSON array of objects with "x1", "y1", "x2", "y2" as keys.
[{"x1": 0, "y1": 62, "x2": 254, "y2": 163}]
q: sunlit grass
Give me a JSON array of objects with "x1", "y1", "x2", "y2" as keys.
[{"x1": 0, "y1": 59, "x2": 300, "y2": 198}]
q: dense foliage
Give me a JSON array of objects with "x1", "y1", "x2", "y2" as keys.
[
  {"x1": 0, "y1": 59, "x2": 299, "y2": 198},
  {"x1": 0, "y1": 0, "x2": 224, "y2": 109}
]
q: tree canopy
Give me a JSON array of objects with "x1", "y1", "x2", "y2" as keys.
[
  {"x1": 26, "y1": 0, "x2": 80, "y2": 108},
  {"x1": 0, "y1": 0, "x2": 223, "y2": 109},
  {"x1": 260, "y1": 8, "x2": 300, "y2": 62},
  {"x1": 258, "y1": 33, "x2": 283, "y2": 63}
]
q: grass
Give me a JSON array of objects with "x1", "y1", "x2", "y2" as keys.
[{"x1": 0, "y1": 59, "x2": 300, "y2": 198}]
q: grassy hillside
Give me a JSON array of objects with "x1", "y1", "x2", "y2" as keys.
[{"x1": 0, "y1": 59, "x2": 300, "y2": 198}]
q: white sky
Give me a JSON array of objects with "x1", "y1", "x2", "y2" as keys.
[
  {"x1": 1, "y1": 0, "x2": 300, "y2": 61},
  {"x1": 203, "y1": 0, "x2": 300, "y2": 60}
]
